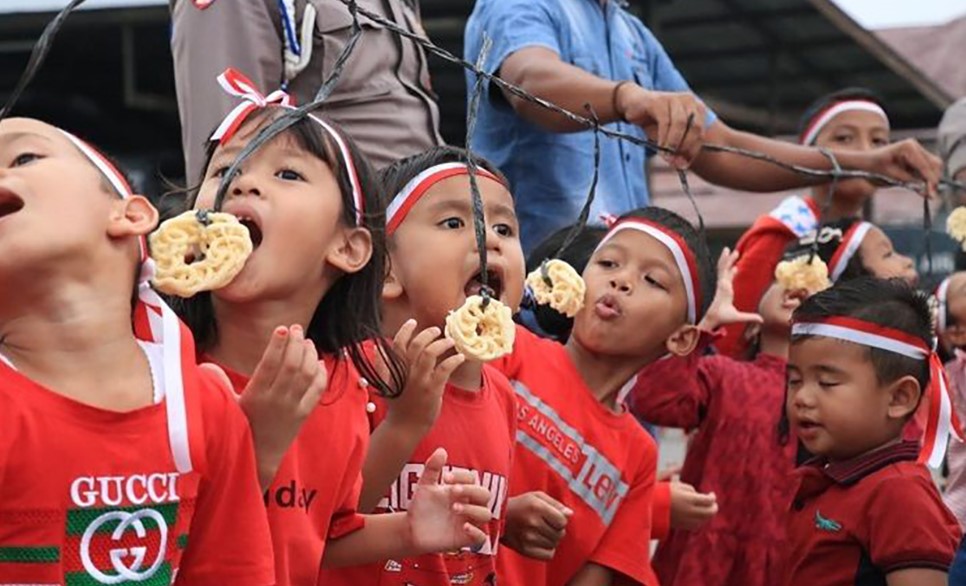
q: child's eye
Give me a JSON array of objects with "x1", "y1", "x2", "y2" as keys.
[
  {"x1": 210, "y1": 166, "x2": 230, "y2": 179},
  {"x1": 493, "y1": 223, "x2": 514, "y2": 237},
  {"x1": 831, "y1": 134, "x2": 853, "y2": 145},
  {"x1": 439, "y1": 217, "x2": 464, "y2": 230},
  {"x1": 597, "y1": 259, "x2": 617, "y2": 269},
  {"x1": 277, "y1": 169, "x2": 304, "y2": 181},
  {"x1": 818, "y1": 380, "x2": 840, "y2": 389},
  {"x1": 11, "y1": 152, "x2": 41, "y2": 167},
  {"x1": 644, "y1": 274, "x2": 667, "y2": 290},
  {"x1": 872, "y1": 138, "x2": 889, "y2": 147}
]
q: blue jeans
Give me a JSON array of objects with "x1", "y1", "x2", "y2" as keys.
[{"x1": 951, "y1": 535, "x2": 966, "y2": 585}]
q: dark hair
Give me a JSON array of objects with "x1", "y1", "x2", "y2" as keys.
[
  {"x1": 618, "y1": 207, "x2": 716, "y2": 320},
  {"x1": 518, "y1": 223, "x2": 609, "y2": 341},
  {"x1": 782, "y1": 218, "x2": 876, "y2": 282},
  {"x1": 797, "y1": 87, "x2": 888, "y2": 141},
  {"x1": 166, "y1": 109, "x2": 406, "y2": 397},
  {"x1": 378, "y1": 145, "x2": 509, "y2": 210},
  {"x1": 792, "y1": 277, "x2": 932, "y2": 390}
]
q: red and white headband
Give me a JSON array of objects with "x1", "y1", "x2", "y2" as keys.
[
  {"x1": 800, "y1": 100, "x2": 890, "y2": 146},
  {"x1": 828, "y1": 221, "x2": 873, "y2": 283},
  {"x1": 210, "y1": 68, "x2": 365, "y2": 225},
  {"x1": 595, "y1": 218, "x2": 701, "y2": 323},
  {"x1": 58, "y1": 130, "x2": 193, "y2": 475},
  {"x1": 937, "y1": 277, "x2": 951, "y2": 333},
  {"x1": 791, "y1": 315, "x2": 965, "y2": 468},
  {"x1": 385, "y1": 162, "x2": 503, "y2": 235}
]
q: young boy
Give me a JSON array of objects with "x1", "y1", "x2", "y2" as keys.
[
  {"x1": 319, "y1": 146, "x2": 522, "y2": 585},
  {"x1": 495, "y1": 206, "x2": 717, "y2": 585},
  {"x1": 784, "y1": 277, "x2": 962, "y2": 586},
  {"x1": 0, "y1": 118, "x2": 274, "y2": 585}
]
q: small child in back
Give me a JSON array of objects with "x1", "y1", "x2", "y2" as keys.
[
  {"x1": 0, "y1": 118, "x2": 273, "y2": 585},
  {"x1": 631, "y1": 249, "x2": 802, "y2": 586},
  {"x1": 783, "y1": 277, "x2": 961, "y2": 586},
  {"x1": 935, "y1": 272, "x2": 966, "y2": 529}
]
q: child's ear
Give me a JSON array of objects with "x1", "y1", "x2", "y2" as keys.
[
  {"x1": 886, "y1": 375, "x2": 922, "y2": 420},
  {"x1": 665, "y1": 324, "x2": 701, "y2": 357},
  {"x1": 382, "y1": 265, "x2": 404, "y2": 301},
  {"x1": 106, "y1": 195, "x2": 159, "y2": 238},
  {"x1": 327, "y1": 226, "x2": 373, "y2": 275}
]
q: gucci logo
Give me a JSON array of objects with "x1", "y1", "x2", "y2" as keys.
[{"x1": 79, "y1": 508, "x2": 168, "y2": 584}]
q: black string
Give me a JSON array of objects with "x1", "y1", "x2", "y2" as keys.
[
  {"x1": 465, "y1": 35, "x2": 492, "y2": 308},
  {"x1": 0, "y1": 0, "x2": 89, "y2": 121},
  {"x1": 810, "y1": 147, "x2": 842, "y2": 262},
  {"x1": 552, "y1": 104, "x2": 602, "y2": 259},
  {"x1": 924, "y1": 195, "x2": 933, "y2": 277}
]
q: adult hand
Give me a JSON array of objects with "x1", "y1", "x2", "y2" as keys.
[
  {"x1": 853, "y1": 138, "x2": 942, "y2": 197},
  {"x1": 615, "y1": 83, "x2": 708, "y2": 169}
]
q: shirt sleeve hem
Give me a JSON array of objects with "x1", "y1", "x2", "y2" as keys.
[
  {"x1": 882, "y1": 558, "x2": 956, "y2": 574},
  {"x1": 587, "y1": 552, "x2": 652, "y2": 585}
]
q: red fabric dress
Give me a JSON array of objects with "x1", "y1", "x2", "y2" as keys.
[
  {"x1": 719, "y1": 195, "x2": 818, "y2": 358},
  {"x1": 630, "y1": 351, "x2": 797, "y2": 586}
]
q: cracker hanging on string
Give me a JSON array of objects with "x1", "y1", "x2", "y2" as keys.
[
  {"x1": 526, "y1": 259, "x2": 586, "y2": 318},
  {"x1": 149, "y1": 210, "x2": 253, "y2": 297},
  {"x1": 947, "y1": 207, "x2": 966, "y2": 250},
  {"x1": 774, "y1": 255, "x2": 830, "y2": 294},
  {"x1": 445, "y1": 295, "x2": 515, "y2": 362}
]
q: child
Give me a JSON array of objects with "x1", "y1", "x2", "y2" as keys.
[
  {"x1": 783, "y1": 277, "x2": 962, "y2": 586},
  {"x1": 177, "y1": 72, "x2": 494, "y2": 585},
  {"x1": 319, "y1": 145, "x2": 522, "y2": 585},
  {"x1": 722, "y1": 88, "x2": 894, "y2": 357},
  {"x1": 0, "y1": 118, "x2": 274, "y2": 584},
  {"x1": 631, "y1": 249, "x2": 801, "y2": 586},
  {"x1": 496, "y1": 206, "x2": 717, "y2": 585},
  {"x1": 936, "y1": 273, "x2": 966, "y2": 528}
]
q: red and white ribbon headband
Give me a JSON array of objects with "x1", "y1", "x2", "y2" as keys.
[
  {"x1": 937, "y1": 277, "x2": 951, "y2": 333},
  {"x1": 800, "y1": 100, "x2": 890, "y2": 146},
  {"x1": 386, "y1": 162, "x2": 503, "y2": 235},
  {"x1": 210, "y1": 68, "x2": 364, "y2": 225},
  {"x1": 791, "y1": 315, "x2": 965, "y2": 468},
  {"x1": 59, "y1": 130, "x2": 193, "y2": 474},
  {"x1": 595, "y1": 218, "x2": 701, "y2": 323},
  {"x1": 828, "y1": 221, "x2": 872, "y2": 283},
  {"x1": 211, "y1": 68, "x2": 294, "y2": 145}
]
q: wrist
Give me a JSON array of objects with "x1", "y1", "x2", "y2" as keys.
[
  {"x1": 612, "y1": 80, "x2": 633, "y2": 121},
  {"x1": 383, "y1": 412, "x2": 434, "y2": 440}
]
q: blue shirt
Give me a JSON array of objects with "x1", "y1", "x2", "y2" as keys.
[{"x1": 465, "y1": 0, "x2": 717, "y2": 252}]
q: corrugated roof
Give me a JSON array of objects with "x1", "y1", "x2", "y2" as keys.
[{"x1": 877, "y1": 14, "x2": 966, "y2": 101}]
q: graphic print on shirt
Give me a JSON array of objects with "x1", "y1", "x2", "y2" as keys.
[
  {"x1": 767, "y1": 196, "x2": 818, "y2": 238},
  {"x1": 378, "y1": 462, "x2": 509, "y2": 557},
  {"x1": 814, "y1": 510, "x2": 843, "y2": 533},
  {"x1": 50, "y1": 473, "x2": 188, "y2": 585},
  {"x1": 513, "y1": 381, "x2": 630, "y2": 525}
]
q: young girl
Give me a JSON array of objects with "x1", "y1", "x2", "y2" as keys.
[
  {"x1": 0, "y1": 118, "x2": 274, "y2": 585},
  {"x1": 722, "y1": 88, "x2": 895, "y2": 357},
  {"x1": 630, "y1": 251, "x2": 801, "y2": 586},
  {"x1": 173, "y1": 71, "x2": 495, "y2": 586}
]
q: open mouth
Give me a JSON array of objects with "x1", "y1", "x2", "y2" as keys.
[
  {"x1": 465, "y1": 269, "x2": 504, "y2": 300},
  {"x1": 236, "y1": 215, "x2": 263, "y2": 249},
  {"x1": 0, "y1": 189, "x2": 24, "y2": 220}
]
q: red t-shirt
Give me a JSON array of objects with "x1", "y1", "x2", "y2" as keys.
[
  {"x1": 320, "y1": 364, "x2": 517, "y2": 586},
  {"x1": 0, "y1": 353, "x2": 274, "y2": 586},
  {"x1": 720, "y1": 195, "x2": 819, "y2": 358},
  {"x1": 493, "y1": 326, "x2": 659, "y2": 586},
  {"x1": 631, "y1": 351, "x2": 796, "y2": 586},
  {"x1": 212, "y1": 354, "x2": 369, "y2": 586},
  {"x1": 783, "y1": 441, "x2": 961, "y2": 586}
]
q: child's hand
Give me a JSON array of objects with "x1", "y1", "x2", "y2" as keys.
[
  {"x1": 700, "y1": 248, "x2": 764, "y2": 332},
  {"x1": 502, "y1": 491, "x2": 573, "y2": 560},
  {"x1": 239, "y1": 325, "x2": 328, "y2": 489},
  {"x1": 670, "y1": 481, "x2": 718, "y2": 531},
  {"x1": 406, "y1": 448, "x2": 493, "y2": 553},
  {"x1": 384, "y1": 319, "x2": 465, "y2": 432}
]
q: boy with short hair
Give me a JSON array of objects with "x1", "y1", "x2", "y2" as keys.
[{"x1": 784, "y1": 277, "x2": 962, "y2": 586}]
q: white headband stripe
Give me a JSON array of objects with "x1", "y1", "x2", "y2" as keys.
[
  {"x1": 830, "y1": 222, "x2": 873, "y2": 282},
  {"x1": 59, "y1": 129, "x2": 192, "y2": 474},
  {"x1": 929, "y1": 374, "x2": 955, "y2": 469},
  {"x1": 597, "y1": 223, "x2": 697, "y2": 323},
  {"x1": 307, "y1": 114, "x2": 364, "y2": 225},
  {"x1": 802, "y1": 101, "x2": 890, "y2": 146},
  {"x1": 937, "y1": 277, "x2": 951, "y2": 333},
  {"x1": 791, "y1": 322, "x2": 927, "y2": 359},
  {"x1": 386, "y1": 163, "x2": 501, "y2": 230}
]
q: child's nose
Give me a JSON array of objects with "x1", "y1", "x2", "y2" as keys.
[
  {"x1": 229, "y1": 171, "x2": 262, "y2": 198},
  {"x1": 609, "y1": 277, "x2": 632, "y2": 294}
]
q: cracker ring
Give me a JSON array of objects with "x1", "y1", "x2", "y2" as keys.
[
  {"x1": 774, "y1": 254, "x2": 830, "y2": 294},
  {"x1": 445, "y1": 295, "x2": 515, "y2": 362},
  {"x1": 948, "y1": 207, "x2": 966, "y2": 250},
  {"x1": 526, "y1": 259, "x2": 586, "y2": 318},
  {"x1": 149, "y1": 210, "x2": 253, "y2": 298}
]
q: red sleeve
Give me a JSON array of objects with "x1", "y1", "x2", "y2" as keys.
[
  {"x1": 630, "y1": 353, "x2": 718, "y2": 430},
  {"x1": 864, "y1": 474, "x2": 961, "y2": 573},
  {"x1": 328, "y1": 471, "x2": 366, "y2": 540},
  {"x1": 587, "y1": 435, "x2": 658, "y2": 585},
  {"x1": 650, "y1": 481, "x2": 672, "y2": 541},
  {"x1": 719, "y1": 227, "x2": 794, "y2": 358},
  {"x1": 176, "y1": 378, "x2": 275, "y2": 586},
  {"x1": 491, "y1": 324, "x2": 535, "y2": 380}
]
